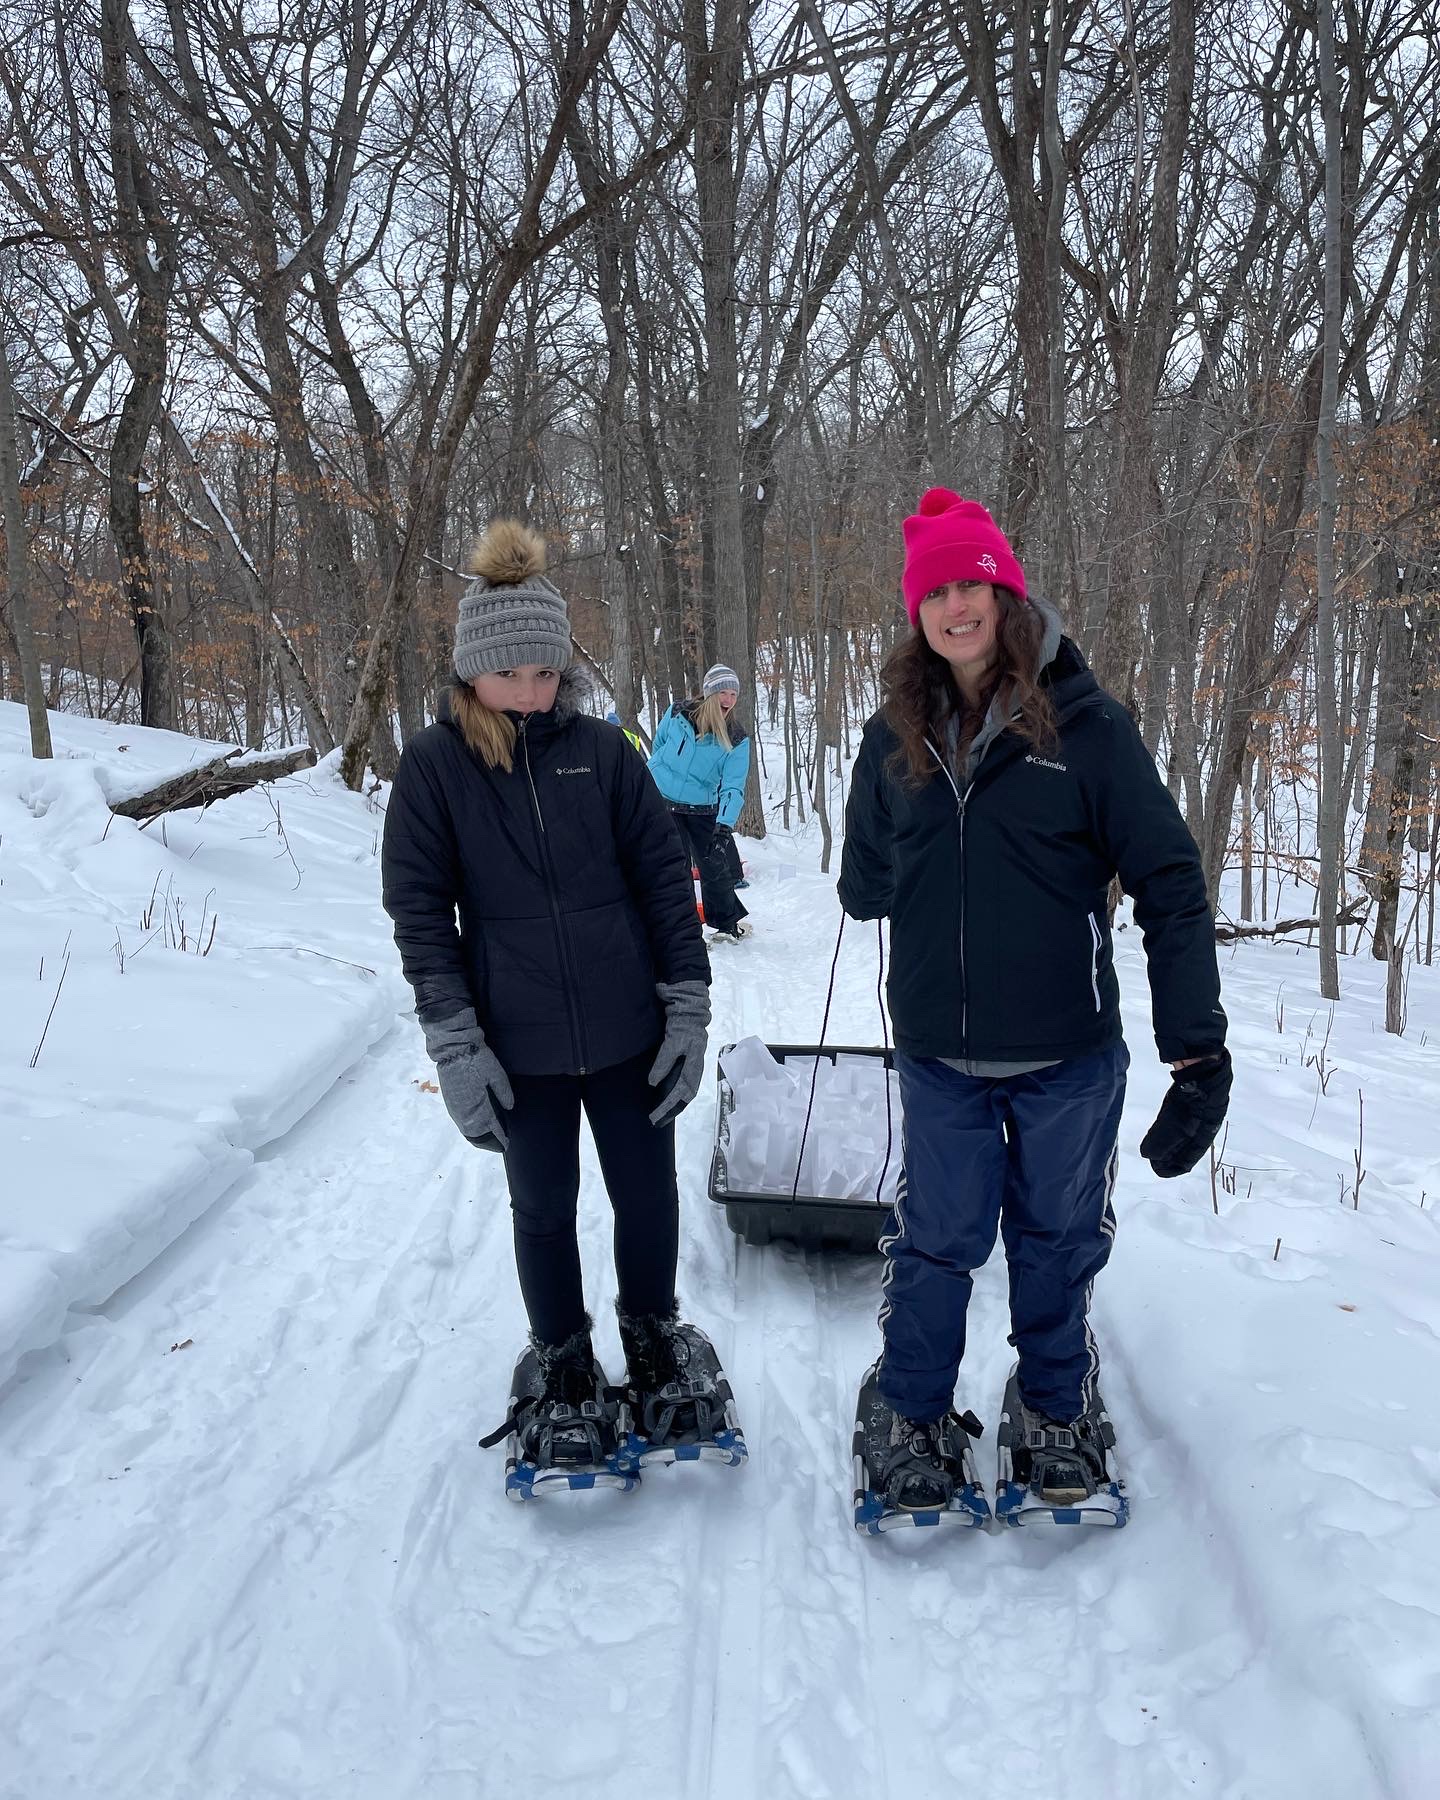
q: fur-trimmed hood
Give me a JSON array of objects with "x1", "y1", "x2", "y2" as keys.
[{"x1": 441, "y1": 664, "x2": 593, "y2": 752}]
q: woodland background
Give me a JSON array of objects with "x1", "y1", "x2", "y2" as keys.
[{"x1": 1, "y1": 0, "x2": 1437, "y2": 1017}]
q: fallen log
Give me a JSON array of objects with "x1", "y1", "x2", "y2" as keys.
[
  {"x1": 109, "y1": 745, "x2": 318, "y2": 824},
  {"x1": 1213, "y1": 896, "x2": 1367, "y2": 943}
]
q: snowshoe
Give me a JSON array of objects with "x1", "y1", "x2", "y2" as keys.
[
  {"x1": 994, "y1": 1365, "x2": 1128, "y2": 1527},
  {"x1": 480, "y1": 1333, "x2": 634, "y2": 1501},
  {"x1": 852, "y1": 1361, "x2": 990, "y2": 1534},
  {"x1": 707, "y1": 920, "x2": 752, "y2": 945},
  {"x1": 615, "y1": 1309, "x2": 747, "y2": 1470}
]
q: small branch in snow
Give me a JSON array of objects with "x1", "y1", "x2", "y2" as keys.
[
  {"x1": 245, "y1": 944, "x2": 378, "y2": 977},
  {"x1": 29, "y1": 951, "x2": 71, "y2": 1068},
  {"x1": 1214, "y1": 895, "x2": 1367, "y2": 942}
]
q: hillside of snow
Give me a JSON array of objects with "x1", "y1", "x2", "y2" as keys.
[{"x1": 2, "y1": 696, "x2": 1439, "y2": 1800}]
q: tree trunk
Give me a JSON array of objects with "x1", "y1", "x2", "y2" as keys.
[
  {"x1": 1313, "y1": 0, "x2": 1346, "y2": 999},
  {"x1": 567, "y1": 113, "x2": 638, "y2": 724},
  {"x1": 1091, "y1": 0, "x2": 1196, "y2": 705},
  {"x1": 0, "y1": 333, "x2": 52, "y2": 756},
  {"x1": 101, "y1": 0, "x2": 176, "y2": 731},
  {"x1": 686, "y1": 0, "x2": 759, "y2": 830}
]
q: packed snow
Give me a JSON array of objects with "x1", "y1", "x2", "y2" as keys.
[
  {"x1": 2, "y1": 695, "x2": 1439, "y2": 1800},
  {"x1": 0, "y1": 718, "x2": 396, "y2": 1384}
]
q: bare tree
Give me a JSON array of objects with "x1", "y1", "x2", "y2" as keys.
[{"x1": 0, "y1": 326, "x2": 52, "y2": 755}]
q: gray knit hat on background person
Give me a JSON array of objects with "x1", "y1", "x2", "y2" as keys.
[
  {"x1": 453, "y1": 520, "x2": 572, "y2": 681},
  {"x1": 702, "y1": 663, "x2": 740, "y2": 697}
]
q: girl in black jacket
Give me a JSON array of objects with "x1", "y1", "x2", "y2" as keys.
[
  {"x1": 838, "y1": 489, "x2": 1231, "y2": 1522},
  {"x1": 381, "y1": 521, "x2": 724, "y2": 1477}
]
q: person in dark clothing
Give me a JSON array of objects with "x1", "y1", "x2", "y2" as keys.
[
  {"x1": 647, "y1": 665, "x2": 753, "y2": 941},
  {"x1": 716, "y1": 823, "x2": 748, "y2": 888},
  {"x1": 381, "y1": 519, "x2": 724, "y2": 1467},
  {"x1": 838, "y1": 488, "x2": 1231, "y2": 1517}
]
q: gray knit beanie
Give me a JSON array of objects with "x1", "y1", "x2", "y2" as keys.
[
  {"x1": 702, "y1": 662, "x2": 740, "y2": 697},
  {"x1": 454, "y1": 520, "x2": 572, "y2": 680}
]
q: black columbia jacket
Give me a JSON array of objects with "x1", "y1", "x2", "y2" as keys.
[
  {"x1": 382, "y1": 671, "x2": 708, "y2": 1077},
  {"x1": 838, "y1": 638, "x2": 1226, "y2": 1065}
]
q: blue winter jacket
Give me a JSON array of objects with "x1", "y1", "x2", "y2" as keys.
[{"x1": 647, "y1": 701, "x2": 752, "y2": 828}]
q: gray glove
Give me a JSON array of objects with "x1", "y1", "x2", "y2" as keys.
[
  {"x1": 647, "y1": 980, "x2": 711, "y2": 1127},
  {"x1": 421, "y1": 1008, "x2": 514, "y2": 1152}
]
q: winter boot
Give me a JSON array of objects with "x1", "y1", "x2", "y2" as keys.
[
  {"x1": 1013, "y1": 1401, "x2": 1112, "y2": 1505},
  {"x1": 877, "y1": 1409, "x2": 979, "y2": 1512},
  {"x1": 480, "y1": 1320, "x2": 622, "y2": 1476},
  {"x1": 616, "y1": 1304, "x2": 746, "y2": 1465},
  {"x1": 994, "y1": 1364, "x2": 1128, "y2": 1525},
  {"x1": 851, "y1": 1361, "x2": 990, "y2": 1532}
]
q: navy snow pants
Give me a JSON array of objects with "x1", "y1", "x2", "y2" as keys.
[{"x1": 877, "y1": 1043, "x2": 1129, "y2": 1424}]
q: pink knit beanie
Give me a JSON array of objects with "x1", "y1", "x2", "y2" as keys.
[{"x1": 901, "y1": 488, "x2": 1028, "y2": 625}]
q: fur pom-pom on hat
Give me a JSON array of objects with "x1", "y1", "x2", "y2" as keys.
[
  {"x1": 466, "y1": 519, "x2": 547, "y2": 586},
  {"x1": 454, "y1": 517, "x2": 571, "y2": 681}
]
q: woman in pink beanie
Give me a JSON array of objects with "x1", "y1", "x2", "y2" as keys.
[{"x1": 840, "y1": 488, "x2": 1230, "y2": 1532}]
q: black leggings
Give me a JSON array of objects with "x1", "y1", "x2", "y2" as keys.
[
  {"x1": 673, "y1": 809, "x2": 748, "y2": 932},
  {"x1": 502, "y1": 1049, "x2": 679, "y2": 1346}
]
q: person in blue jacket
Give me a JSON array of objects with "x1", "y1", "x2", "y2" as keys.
[{"x1": 647, "y1": 664, "x2": 753, "y2": 941}]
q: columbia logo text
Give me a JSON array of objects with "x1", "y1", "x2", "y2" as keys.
[
  {"x1": 1025, "y1": 754, "x2": 1068, "y2": 773},
  {"x1": 553, "y1": 765, "x2": 593, "y2": 775}
]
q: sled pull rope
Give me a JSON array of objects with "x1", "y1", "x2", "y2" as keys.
[
  {"x1": 790, "y1": 911, "x2": 846, "y2": 1201},
  {"x1": 876, "y1": 919, "x2": 893, "y2": 1207}
]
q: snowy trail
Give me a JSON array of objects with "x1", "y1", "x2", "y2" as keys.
[{"x1": 4, "y1": 833, "x2": 1437, "y2": 1797}]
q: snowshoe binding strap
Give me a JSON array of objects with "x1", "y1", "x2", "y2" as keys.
[
  {"x1": 634, "y1": 1375, "x2": 727, "y2": 1450},
  {"x1": 879, "y1": 1415, "x2": 963, "y2": 1512},
  {"x1": 478, "y1": 1413, "x2": 517, "y2": 1450},
  {"x1": 521, "y1": 1397, "x2": 616, "y2": 1470},
  {"x1": 1022, "y1": 1414, "x2": 1106, "y2": 1505},
  {"x1": 480, "y1": 1391, "x2": 619, "y2": 1467}
]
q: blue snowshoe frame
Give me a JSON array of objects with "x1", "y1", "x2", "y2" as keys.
[
  {"x1": 851, "y1": 1363, "x2": 991, "y2": 1535},
  {"x1": 994, "y1": 1369, "x2": 1129, "y2": 1528},
  {"x1": 615, "y1": 1324, "x2": 748, "y2": 1472},
  {"x1": 492, "y1": 1348, "x2": 637, "y2": 1502}
]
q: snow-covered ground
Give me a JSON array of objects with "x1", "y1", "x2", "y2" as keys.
[{"x1": 2, "y1": 697, "x2": 1439, "y2": 1800}]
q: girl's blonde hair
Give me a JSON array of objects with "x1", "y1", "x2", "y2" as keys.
[
  {"x1": 451, "y1": 682, "x2": 518, "y2": 771},
  {"x1": 691, "y1": 692, "x2": 733, "y2": 748}
]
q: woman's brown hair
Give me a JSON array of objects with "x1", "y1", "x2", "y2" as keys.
[{"x1": 882, "y1": 587, "x2": 1058, "y2": 784}]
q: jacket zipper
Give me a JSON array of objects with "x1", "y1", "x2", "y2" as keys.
[
  {"x1": 927, "y1": 739, "x2": 974, "y2": 1057},
  {"x1": 519, "y1": 718, "x2": 590, "y2": 1073},
  {"x1": 923, "y1": 693, "x2": 1102, "y2": 1055},
  {"x1": 958, "y1": 779, "x2": 977, "y2": 1053}
]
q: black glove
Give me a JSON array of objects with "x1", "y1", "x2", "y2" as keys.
[{"x1": 1140, "y1": 1049, "x2": 1232, "y2": 1178}]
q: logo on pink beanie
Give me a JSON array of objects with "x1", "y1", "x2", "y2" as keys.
[{"x1": 901, "y1": 488, "x2": 1028, "y2": 625}]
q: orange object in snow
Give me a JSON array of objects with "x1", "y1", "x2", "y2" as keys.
[{"x1": 692, "y1": 864, "x2": 705, "y2": 922}]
